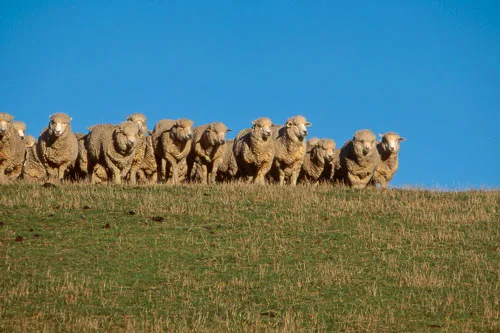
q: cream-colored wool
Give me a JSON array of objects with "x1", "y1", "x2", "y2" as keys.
[
  {"x1": 11, "y1": 121, "x2": 26, "y2": 139},
  {"x1": 216, "y1": 139, "x2": 238, "y2": 182},
  {"x1": 0, "y1": 113, "x2": 25, "y2": 182},
  {"x1": 188, "y1": 122, "x2": 231, "y2": 184},
  {"x1": 152, "y1": 118, "x2": 194, "y2": 184},
  {"x1": 233, "y1": 117, "x2": 274, "y2": 184},
  {"x1": 24, "y1": 135, "x2": 36, "y2": 148},
  {"x1": 370, "y1": 132, "x2": 405, "y2": 188},
  {"x1": 86, "y1": 121, "x2": 139, "y2": 184},
  {"x1": 334, "y1": 129, "x2": 380, "y2": 189},
  {"x1": 136, "y1": 134, "x2": 157, "y2": 184},
  {"x1": 23, "y1": 113, "x2": 78, "y2": 182},
  {"x1": 270, "y1": 115, "x2": 311, "y2": 186},
  {"x1": 299, "y1": 137, "x2": 336, "y2": 184},
  {"x1": 125, "y1": 113, "x2": 148, "y2": 184}
]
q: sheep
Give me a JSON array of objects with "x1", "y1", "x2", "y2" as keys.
[
  {"x1": 11, "y1": 121, "x2": 27, "y2": 139},
  {"x1": 299, "y1": 137, "x2": 336, "y2": 184},
  {"x1": 126, "y1": 113, "x2": 148, "y2": 184},
  {"x1": 136, "y1": 133, "x2": 158, "y2": 184},
  {"x1": 233, "y1": 117, "x2": 274, "y2": 184},
  {"x1": 188, "y1": 122, "x2": 231, "y2": 184},
  {"x1": 86, "y1": 121, "x2": 140, "y2": 184},
  {"x1": 370, "y1": 132, "x2": 405, "y2": 188},
  {"x1": 152, "y1": 118, "x2": 194, "y2": 184},
  {"x1": 216, "y1": 139, "x2": 238, "y2": 182},
  {"x1": 35, "y1": 113, "x2": 78, "y2": 181},
  {"x1": 25, "y1": 135, "x2": 36, "y2": 148},
  {"x1": 0, "y1": 112, "x2": 25, "y2": 182},
  {"x1": 270, "y1": 115, "x2": 311, "y2": 186},
  {"x1": 333, "y1": 129, "x2": 380, "y2": 189}
]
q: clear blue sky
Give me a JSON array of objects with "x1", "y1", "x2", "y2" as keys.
[{"x1": 1, "y1": 1, "x2": 499, "y2": 188}]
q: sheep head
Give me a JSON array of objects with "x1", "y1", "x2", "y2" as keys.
[
  {"x1": 127, "y1": 113, "x2": 147, "y2": 135},
  {"x1": 48, "y1": 113, "x2": 72, "y2": 137},
  {"x1": 25, "y1": 135, "x2": 36, "y2": 148},
  {"x1": 11, "y1": 121, "x2": 26, "y2": 139},
  {"x1": 114, "y1": 121, "x2": 140, "y2": 153},
  {"x1": 352, "y1": 129, "x2": 377, "y2": 157},
  {"x1": 251, "y1": 117, "x2": 273, "y2": 141},
  {"x1": 172, "y1": 118, "x2": 194, "y2": 142},
  {"x1": 318, "y1": 138, "x2": 336, "y2": 162},
  {"x1": 206, "y1": 122, "x2": 231, "y2": 146},
  {"x1": 378, "y1": 132, "x2": 405, "y2": 154},
  {"x1": 285, "y1": 115, "x2": 311, "y2": 142},
  {"x1": 0, "y1": 112, "x2": 14, "y2": 136}
]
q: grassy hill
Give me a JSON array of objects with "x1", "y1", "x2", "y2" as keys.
[{"x1": 1, "y1": 183, "x2": 498, "y2": 331}]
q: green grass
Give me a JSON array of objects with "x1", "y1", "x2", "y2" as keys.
[{"x1": 1, "y1": 183, "x2": 499, "y2": 331}]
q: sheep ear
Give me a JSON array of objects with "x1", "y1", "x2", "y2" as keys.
[
  {"x1": 305, "y1": 122, "x2": 312, "y2": 127},
  {"x1": 378, "y1": 133, "x2": 383, "y2": 138},
  {"x1": 399, "y1": 137, "x2": 406, "y2": 142},
  {"x1": 207, "y1": 125, "x2": 213, "y2": 132},
  {"x1": 227, "y1": 129, "x2": 232, "y2": 133},
  {"x1": 286, "y1": 121, "x2": 293, "y2": 128}
]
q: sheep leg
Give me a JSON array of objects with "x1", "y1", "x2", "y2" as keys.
[
  {"x1": 199, "y1": 164, "x2": 208, "y2": 184},
  {"x1": 254, "y1": 162, "x2": 272, "y2": 185},
  {"x1": 209, "y1": 160, "x2": 220, "y2": 184},
  {"x1": 165, "y1": 155, "x2": 179, "y2": 184},
  {"x1": 290, "y1": 170, "x2": 300, "y2": 186},
  {"x1": 129, "y1": 165, "x2": 138, "y2": 184},
  {"x1": 110, "y1": 165, "x2": 122, "y2": 184}
]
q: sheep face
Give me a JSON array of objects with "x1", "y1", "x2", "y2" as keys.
[
  {"x1": 251, "y1": 117, "x2": 273, "y2": 141},
  {"x1": 319, "y1": 139, "x2": 336, "y2": 162},
  {"x1": 11, "y1": 121, "x2": 26, "y2": 139},
  {"x1": 172, "y1": 118, "x2": 194, "y2": 142},
  {"x1": 0, "y1": 112, "x2": 14, "y2": 136},
  {"x1": 353, "y1": 129, "x2": 377, "y2": 157},
  {"x1": 25, "y1": 135, "x2": 36, "y2": 148},
  {"x1": 115, "y1": 122, "x2": 140, "y2": 152},
  {"x1": 127, "y1": 113, "x2": 147, "y2": 135},
  {"x1": 48, "y1": 113, "x2": 72, "y2": 137},
  {"x1": 285, "y1": 115, "x2": 311, "y2": 141},
  {"x1": 379, "y1": 132, "x2": 405, "y2": 153},
  {"x1": 206, "y1": 122, "x2": 231, "y2": 146}
]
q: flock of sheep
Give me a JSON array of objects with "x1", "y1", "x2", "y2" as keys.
[{"x1": 0, "y1": 112, "x2": 405, "y2": 188}]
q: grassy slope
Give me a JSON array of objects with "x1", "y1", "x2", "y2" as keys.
[{"x1": 0, "y1": 183, "x2": 499, "y2": 332}]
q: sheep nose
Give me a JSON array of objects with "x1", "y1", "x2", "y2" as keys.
[
  {"x1": 128, "y1": 138, "x2": 136, "y2": 145},
  {"x1": 220, "y1": 139, "x2": 226, "y2": 145},
  {"x1": 186, "y1": 133, "x2": 192, "y2": 139}
]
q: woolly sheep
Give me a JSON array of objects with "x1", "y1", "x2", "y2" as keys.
[
  {"x1": 136, "y1": 134, "x2": 158, "y2": 184},
  {"x1": 25, "y1": 135, "x2": 36, "y2": 148},
  {"x1": 11, "y1": 121, "x2": 27, "y2": 139},
  {"x1": 333, "y1": 129, "x2": 380, "y2": 189},
  {"x1": 216, "y1": 139, "x2": 238, "y2": 182},
  {"x1": 125, "y1": 113, "x2": 148, "y2": 184},
  {"x1": 0, "y1": 113, "x2": 25, "y2": 182},
  {"x1": 86, "y1": 121, "x2": 140, "y2": 184},
  {"x1": 370, "y1": 132, "x2": 405, "y2": 188},
  {"x1": 188, "y1": 122, "x2": 231, "y2": 184},
  {"x1": 152, "y1": 118, "x2": 194, "y2": 184},
  {"x1": 299, "y1": 137, "x2": 336, "y2": 184},
  {"x1": 67, "y1": 133, "x2": 107, "y2": 182},
  {"x1": 36, "y1": 113, "x2": 78, "y2": 181},
  {"x1": 233, "y1": 117, "x2": 274, "y2": 184},
  {"x1": 270, "y1": 115, "x2": 311, "y2": 186}
]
